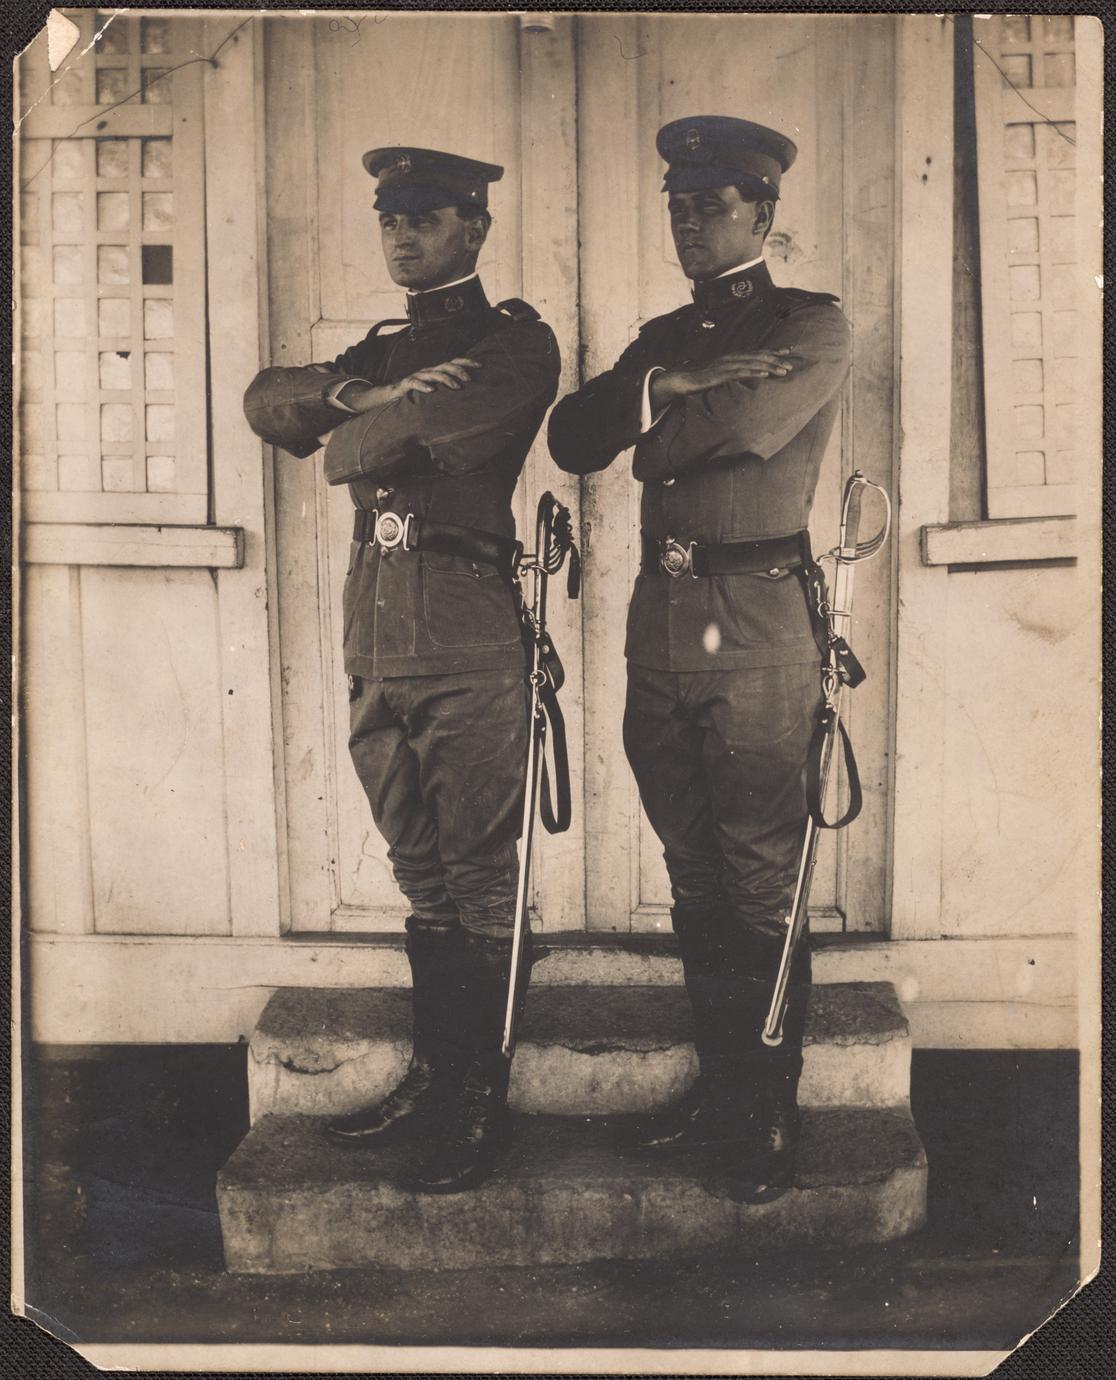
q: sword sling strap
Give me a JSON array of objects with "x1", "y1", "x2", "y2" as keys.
[
  {"x1": 524, "y1": 495, "x2": 579, "y2": 837},
  {"x1": 524, "y1": 621, "x2": 572, "y2": 838},
  {"x1": 536, "y1": 644, "x2": 571, "y2": 835},
  {"x1": 806, "y1": 707, "x2": 862, "y2": 830},
  {"x1": 793, "y1": 535, "x2": 867, "y2": 831}
]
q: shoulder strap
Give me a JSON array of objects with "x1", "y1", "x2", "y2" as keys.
[
  {"x1": 367, "y1": 317, "x2": 410, "y2": 337},
  {"x1": 638, "y1": 303, "x2": 692, "y2": 336},
  {"x1": 494, "y1": 297, "x2": 541, "y2": 323},
  {"x1": 774, "y1": 288, "x2": 841, "y2": 319}
]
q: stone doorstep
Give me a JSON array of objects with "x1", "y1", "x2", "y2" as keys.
[
  {"x1": 248, "y1": 983, "x2": 912, "y2": 1121},
  {"x1": 218, "y1": 1107, "x2": 929, "y2": 1274}
]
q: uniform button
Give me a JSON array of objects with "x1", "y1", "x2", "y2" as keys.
[{"x1": 663, "y1": 478, "x2": 676, "y2": 487}]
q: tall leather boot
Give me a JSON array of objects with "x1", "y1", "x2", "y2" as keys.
[
  {"x1": 326, "y1": 921, "x2": 467, "y2": 1143},
  {"x1": 408, "y1": 930, "x2": 533, "y2": 1194},
  {"x1": 715, "y1": 968, "x2": 810, "y2": 1204},
  {"x1": 622, "y1": 910, "x2": 811, "y2": 1173},
  {"x1": 621, "y1": 903, "x2": 760, "y2": 1154}
]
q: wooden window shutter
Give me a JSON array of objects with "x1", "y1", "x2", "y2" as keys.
[
  {"x1": 972, "y1": 15, "x2": 1079, "y2": 519},
  {"x1": 18, "y1": 11, "x2": 207, "y2": 524}
]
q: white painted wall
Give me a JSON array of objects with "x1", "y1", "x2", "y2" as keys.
[{"x1": 940, "y1": 563, "x2": 1099, "y2": 940}]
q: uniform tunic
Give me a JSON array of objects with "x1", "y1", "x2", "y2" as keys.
[
  {"x1": 245, "y1": 275, "x2": 561, "y2": 678},
  {"x1": 244, "y1": 277, "x2": 560, "y2": 937},
  {"x1": 548, "y1": 259, "x2": 849, "y2": 981},
  {"x1": 549, "y1": 260, "x2": 850, "y2": 672}
]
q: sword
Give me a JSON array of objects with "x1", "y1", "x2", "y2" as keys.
[
  {"x1": 761, "y1": 470, "x2": 891, "y2": 1048},
  {"x1": 501, "y1": 492, "x2": 580, "y2": 1059}
]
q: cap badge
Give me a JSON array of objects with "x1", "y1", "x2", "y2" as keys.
[
  {"x1": 731, "y1": 279, "x2": 754, "y2": 299},
  {"x1": 444, "y1": 294, "x2": 465, "y2": 314},
  {"x1": 394, "y1": 154, "x2": 412, "y2": 175},
  {"x1": 685, "y1": 128, "x2": 702, "y2": 152}
]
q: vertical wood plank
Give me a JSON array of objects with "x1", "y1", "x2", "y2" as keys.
[
  {"x1": 519, "y1": 14, "x2": 584, "y2": 931},
  {"x1": 81, "y1": 569, "x2": 230, "y2": 935},
  {"x1": 806, "y1": 17, "x2": 846, "y2": 919},
  {"x1": 1070, "y1": 12, "x2": 1103, "y2": 1260},
  {"x1": 577, "y1": 14, "x2": 643, "y2": 931},
  {"x1": 889, "y1": 15, "x2": 953, "y2": 940},
  {"x1": 22, "y1": 565, "x2": 95, "y2": 934},
  {"x1": 265, "y1": 16, "x2": 334, "y2": 930},
  {"x1": 204, "y1": 16, "x2": 284, "y2": 938},
  {"x1": 950, "y1": 17, "x2": 987, "y2": 525},
  {"x1": 168, "y1": 49, "x2": 209, "y2": 504},
  {"x1": 839, "y1": 14, "x2": 898, "y2": 931}
]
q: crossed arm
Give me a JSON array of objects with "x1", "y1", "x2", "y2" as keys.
[
  {"x1": 548, "y1": 303, "x2": 850, "y2": 479},
  {"x1": 321, "y1": 324, "x2": 560, "y2": 484},
  {"x1": 243, "y1": 324, "x2": 560, "y2": 480},
  {"x1": 632, "y1": 305, "x2": 851, "y2": 481}
]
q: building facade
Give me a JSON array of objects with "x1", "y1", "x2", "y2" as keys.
[{"x1": 16, "y1": 13, "x2": 1101, "y2": 1053}]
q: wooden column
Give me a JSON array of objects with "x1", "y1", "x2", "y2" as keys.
[
  {"x1": 889, "y1": 16, "x2": 954, "y2": 940},
  {"x1": 518, "y1": 14, "x2": 585, "y2": 931},
  {"x1": 839, "y1": 13, "x2": 899, "y2": 931},
  {"x1": 205, "y1": 17, "x2": 284, "y2": 936},
  {"x1": 577, "y1": 14, "x2": 644, "y2": 931}
]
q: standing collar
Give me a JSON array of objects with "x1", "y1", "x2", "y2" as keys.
[
  {"x1": 405, "y1": 273, "x2": 489, "y2": 326},
  {"x1": 715, "y1": 255, "x2": 765, "y2": 279},
  {"x1": 691, "y1": 259, "x2": 773, "y2": 314}
]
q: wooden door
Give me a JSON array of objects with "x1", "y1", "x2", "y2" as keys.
[
  {"x1": 577, "y1": 14, "x2": 898, "y2": 935},
  {"x1": 265, "y1": 14, "x2": 582, "y2": 933}
]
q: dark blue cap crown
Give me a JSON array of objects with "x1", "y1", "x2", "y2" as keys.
[
  {"x1": 363, "y1": 146, "x2": 504, "y2": 213},
  {"x1": 657, "y1": 116, "x2": 797, "y2": 200}
]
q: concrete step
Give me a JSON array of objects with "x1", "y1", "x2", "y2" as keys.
[
  {"x1": 249, "y1": 982, "x2": 911, "y2": 1121},
  {"x1": 218, "y1": 1107, "x2": 928, "y2": 1274}
]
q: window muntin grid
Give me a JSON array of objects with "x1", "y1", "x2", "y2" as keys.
[
  {"x1": 18, "y1": 10, "x2": 207, "y2": 523},
  {"x1": 973, "y1": 15, "x2": 1079, "y2": 518}
]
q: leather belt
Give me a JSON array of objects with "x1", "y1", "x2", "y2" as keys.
[
  {"x1": 353, "y1": 509, "x2": 523, "y2": 576},
  {"x1": 640, "y1": 530, "x2": 810, "y2": 579}
]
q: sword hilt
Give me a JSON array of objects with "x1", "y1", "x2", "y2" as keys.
[{"x1": 837, "y1": 471, "x2": 891, "y2": 564}]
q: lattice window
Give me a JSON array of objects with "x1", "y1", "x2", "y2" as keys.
[
  {"x1": 18, "y1": 11, "x2": 207, "y2": 523},
  {"x1": 972, "y1": 15, "x2": 1078, "y2": 519}
]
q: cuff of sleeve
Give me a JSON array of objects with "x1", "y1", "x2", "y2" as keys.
[
  {"x1": 327, "y1": 378, "x2": 372, "y2": 413},
  {"x1": 640, "y1": 367, "x2": 669, "y2": 434}
]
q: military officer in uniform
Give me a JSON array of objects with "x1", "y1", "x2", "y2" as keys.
[
  {"x1": 244, "y1": 148, "x2": 560, "y2": 1193},
  {"x1": 548, "y1": 117, "x2": 851, "y2": 1202}
]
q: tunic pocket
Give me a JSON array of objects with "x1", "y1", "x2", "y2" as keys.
[
  {"x1": 716, "y1": 568, "x2": 816, "y2": 647},
  {"x1": 421, "y1": 551, "x2": 522, "y2": 649}
]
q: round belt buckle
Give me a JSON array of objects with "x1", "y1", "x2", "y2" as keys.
[
  {"x1": 374, "y1": 511, "x2": 409, "y2": 550},
  {"x1": 660, "y1": 540, "x2": 690, "y2": 579}
]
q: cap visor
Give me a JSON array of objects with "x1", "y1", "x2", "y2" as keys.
[
  {"x1": 374, "y1": 186, "x2": 471, "y2": 213},
  {"x1": 662, "y1": 165, "x2": 778, "y2": 199}
]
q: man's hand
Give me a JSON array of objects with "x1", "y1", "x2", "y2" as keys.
[
  {"x1": 649, "y1": 349, "x2": 793, "y2": 412},
  {"x1": 338, "y1": 358, "x2": 482, "y2": 413}
]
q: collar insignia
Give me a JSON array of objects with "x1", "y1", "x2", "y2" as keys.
[
  {"x1": 731, "y1": 279, "x2": 754, "y2": 299},
  {"x1": 444, "y1": 294, "x2": 465, "y2": 314}
]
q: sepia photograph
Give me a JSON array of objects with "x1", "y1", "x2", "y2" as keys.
[{"x1": 11, "y1": 6, "x2": 1103, "y2": 1374}]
